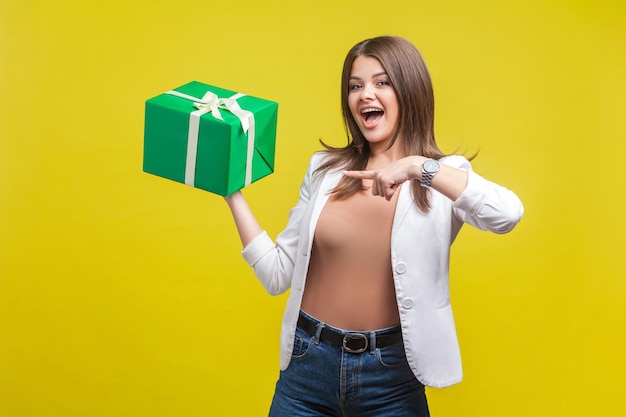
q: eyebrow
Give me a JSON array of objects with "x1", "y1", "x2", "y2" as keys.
[{"x1": 349, "y1": 71, "x2": 388, "y2": 80}]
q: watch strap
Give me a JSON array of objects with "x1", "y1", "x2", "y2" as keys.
[{"x1": 420, "y1": 159, "x2": 440, "y2": 188}]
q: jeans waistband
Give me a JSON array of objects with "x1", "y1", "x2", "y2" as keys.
[{"x1": 297, "y1": 310, "x2": 403, "y2": 354}]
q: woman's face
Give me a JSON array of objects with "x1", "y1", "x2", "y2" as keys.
[{"x1": 348, "y1": 55, "x2": 400, "y2": 151}]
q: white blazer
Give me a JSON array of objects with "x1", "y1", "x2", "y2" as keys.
[{"x1": 242, "y1": 152, "x2": 523, "y2": 388}]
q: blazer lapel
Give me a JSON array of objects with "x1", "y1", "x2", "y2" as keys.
[
  {"x1": 307, "y1": 169, "x2": 343, "y2": 242},
  {"x1": 391, "y1": 182, "x2": 414, "y2": 242}
]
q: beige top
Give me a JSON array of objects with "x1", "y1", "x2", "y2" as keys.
[{"x1": 300, "y1": 184, "x2": 401, "y2": 330}]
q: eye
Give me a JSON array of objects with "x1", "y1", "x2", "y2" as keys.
[
  {"x1": 349, "y1": 83, "x2": 362, "y2": 91},
  {"x1": 377, "y1": 79, "x2": 391, "y2": 87}
]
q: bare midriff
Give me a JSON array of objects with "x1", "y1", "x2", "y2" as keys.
[{"x1": 300, "y1": 184, "x2": 401, "y2": 331}]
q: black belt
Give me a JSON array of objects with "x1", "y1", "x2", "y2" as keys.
[{"x1": 297, "y1": 313, "x2": 403, "y2": 354}]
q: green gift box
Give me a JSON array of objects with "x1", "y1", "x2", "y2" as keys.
[{"x1": 143, "y1": 81, "x2": 278, "y2": 196}]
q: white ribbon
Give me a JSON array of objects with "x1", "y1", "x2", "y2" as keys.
[{"x1": 165, "y1": 89, "x2": 256, "y2": 188}]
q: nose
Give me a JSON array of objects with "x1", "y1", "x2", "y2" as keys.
[{"x1": 360, "y1": 83, "x2": 375, "y2": 100}]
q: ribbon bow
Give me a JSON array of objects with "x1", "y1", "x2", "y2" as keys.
[{"x1": 166, "y1": 90, "x2": 251, "y2": 134}]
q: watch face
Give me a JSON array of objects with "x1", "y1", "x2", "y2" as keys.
[{"x1": 424, "y1": 159, "x2": 440, "y2": 173}]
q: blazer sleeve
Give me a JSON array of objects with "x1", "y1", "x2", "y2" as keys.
[
  {"x1": 240, "y1": 153, "x2": 321, "y2": 295},
  {"x1": 445, "y1": 155, "x2": 524, "y2": 234}
]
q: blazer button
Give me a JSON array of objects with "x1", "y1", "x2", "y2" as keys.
[
  {"x1": 394, "y1": 263, "x2": 407, "y2": 274},
  {"x1": 402, "y1": 298, "x2": 414, "y2": 309}
]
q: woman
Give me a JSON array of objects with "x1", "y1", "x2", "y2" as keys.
[{"x1": 225, "y1": 36, "x2": 523, "y2": 417}]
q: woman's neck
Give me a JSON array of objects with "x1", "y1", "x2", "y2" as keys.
[{"x1": 367, "y1": 141, "x2": 406, "y2": 169}]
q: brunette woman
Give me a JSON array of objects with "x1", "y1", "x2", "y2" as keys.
[{"x1": 225, "y1": 35, "x2": 523, "y2": 417}]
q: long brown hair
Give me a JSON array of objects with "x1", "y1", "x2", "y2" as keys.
[{"x1": 317, "y1": 35, "x2": 447, "y2": 211}]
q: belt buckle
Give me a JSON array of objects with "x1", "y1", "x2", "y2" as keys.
[{"x1": 342, "y1": 333, "x2": 368, "y2": 353}]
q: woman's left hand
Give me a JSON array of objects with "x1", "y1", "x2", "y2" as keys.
[{"x1": 343, "y1": 156, "x2": 425, "y2": 201}]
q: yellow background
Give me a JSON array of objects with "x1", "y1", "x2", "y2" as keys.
[{"x1": 1, "y1": 0, "x2": 625, "y2": 416}]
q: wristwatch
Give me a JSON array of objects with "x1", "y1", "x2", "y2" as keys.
[{"x1": 420, "y1": 159, "x2": 440, "y2": 188}]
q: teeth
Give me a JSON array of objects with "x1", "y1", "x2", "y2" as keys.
[{"x1": 362, "y1": 108, "x2": 382, "y2": 113}]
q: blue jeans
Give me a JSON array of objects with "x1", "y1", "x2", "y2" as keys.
[{"x1": 268, "y1": 311, "x2": 430, "y2": 417}]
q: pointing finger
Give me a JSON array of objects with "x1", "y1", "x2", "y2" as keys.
[{"x1": 342, "y1": 170, "x2": 376, "y2": 179}]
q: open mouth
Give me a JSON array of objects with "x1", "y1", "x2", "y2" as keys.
[{"x1": 361, "y1": 108, "x2": 384, "y2": 126}]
